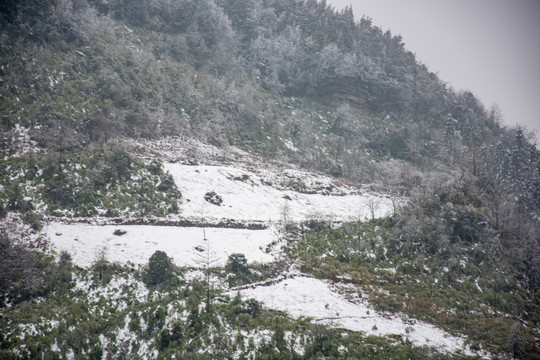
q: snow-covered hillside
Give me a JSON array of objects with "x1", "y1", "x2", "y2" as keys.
[
  {"x1": 42, "y1": 140, "x2": 479, "y2": 356},
  {"x1": 47, "y1": 223, "x2": 276, "y2": 267},
  {"x1": 48, "y1": 140, "x2": 397, "y2": 269},
  {"x1": 235, "y1": 276, "x2": 474, "y2": 355},
  {"x1": 165, "y1": 163, "x2": 394, "y2": 223}
]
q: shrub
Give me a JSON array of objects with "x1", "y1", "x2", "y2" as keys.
[
  {"x1": 0, "y1": 202, "x2": 7, "y2": 219},
  {"x1": 204, "y1": 191, "x2": 223, "y2": 206},
  {"x1": 243, "y1": 299, "x2": 261, "y2": 318},
  {"x1": 226, "y1": 253, "x2": 252, "y2": 287},
  {"x1": 55, "y1": 250, "x2": 74, "y2": 292},
  {"x1": 92, "y1": 247, "x2": 112, "y2": 284},
  {"x1": 146, "y1": 160, "x2": 164, "y2": 175},
  {"x1": 0, "y1": 230, "x2": 56, "y2": 307},
  {"x1": 144, "y1": 250, "x2": 174, "y2": 287},
  {"x1": 146, "y1": 306, "x2": 167, "y2": 335},
  {"x1": 305, "y1": 324, "x2": 340, "y2": 359},
  {"x1": 157, "y1": 173, "x2": 175, "y2": 192},
  {"x1": 22, "y1": 211, "x2": 43, "y2": 231},
  {"x1": 225, "y1": 253, "x2": 250, "y2": 276}
]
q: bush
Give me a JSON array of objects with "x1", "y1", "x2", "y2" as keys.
[
  {"x1": 204, "y1": 191, "x2": 223, "y2": 206},
  {"x1": 226, "y1": 253, "x2": 252, "y2": 287},
  {"x1": 0, "y1": 202, "x2": 7, "y2": 219},
  {"x1": 157, "y1": 173, "x2": 175, "y2": 192},
  {"x1": 305, "y1": 324, "x2": 340, "y2": 358},
  {"x1": 22, "y1": 211, "x2": 43, "y2": 231},
  {"x1": 55, "y1": 250, "x2": 74, "y2": 292},
  {"x1": 0, "y1": 230, "x2": 55, "y2": 307},
  {"x1": 144, "y1": 250, "x2": 174, "y2": 287},
  {"x1": 92, "y1": 248, "x2": 114, "y2": 285},
  {"x1": 225, "y1": 253, "x2": 249, "y2": 276}
]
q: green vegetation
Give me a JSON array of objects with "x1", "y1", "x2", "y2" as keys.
[
  {"x1": 0, "y1": 146, "x2": 181, "y2": 218},
  {"x1": 226, "y1": 253, "x2": 258, "y2": 287},
  {"x1": 0, "y1": 240, "x2": 477, "y2": 359},
  {"x1": 1, "y1": 0, "x2": 539, "y2": 358},
  {"x1": 287, "y1": 197, "x2": 540, "y2": 356},
  {"x1": 143, "y1": 250, "x2": 176, "y2": 288},
  {"x1": 3, "y1": 0, "x2": 535, "y2": 184},
  {"x1": 0, "y1": 230, "x2": 71, "y2": 308}
]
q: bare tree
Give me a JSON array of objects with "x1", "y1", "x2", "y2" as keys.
[
  {"x1": 194, "y1": 207, "x2": 220, "y2": 317},
  {"x1": 363, "y1": 197, "x2": 380, "y2": 221}
]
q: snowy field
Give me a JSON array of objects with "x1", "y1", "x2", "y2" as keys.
[
  {"x1": 47, "y1": 223, "x2": 277, "y2": 268},
  {"x1": 165, "y1": 163, "x2": 395, "y2": 223},
  {"x1": 47, "y1": 161, "x2": 396, "y2": 269},
  {"x1": 237, "y1": 276, "x2": 475, "y2": 355}
]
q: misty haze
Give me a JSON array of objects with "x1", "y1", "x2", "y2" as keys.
[{"x1": 1, "y1": 0, "x2": 539, "y2": 359}]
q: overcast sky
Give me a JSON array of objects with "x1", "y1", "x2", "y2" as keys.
[{"x1": 326, "y1": 0, "x2": 540, "y2": 141}]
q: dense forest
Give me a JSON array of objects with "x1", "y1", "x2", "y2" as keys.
[{"x1": 1, "y1": 0, "x2": 539, "y2": 358}]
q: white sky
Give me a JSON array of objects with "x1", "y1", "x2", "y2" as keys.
[{"x1": 326, "y1": 0, "x2": 540, "y2": 141}]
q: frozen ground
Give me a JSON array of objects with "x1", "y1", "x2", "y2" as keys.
[
  {"x1": 165, "y1": 163, "x2": 395, "y2": 224},
  {"x1": 236, "y1": 276, "x2": 476, "y2": 355},
  {"x1": 47, "y1": 223, "x2": 277, "y2": 268}
]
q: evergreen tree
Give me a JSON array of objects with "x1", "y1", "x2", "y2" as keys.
[
  {"x1": 507, "y1": 321, "x2": 523, "y2": 359},
  {"x1": 144, "y1": 250, "x2": 174, "y2": 287},
  {"x1": 225, "y1": 253, "x2": 250, "y2": 276}
]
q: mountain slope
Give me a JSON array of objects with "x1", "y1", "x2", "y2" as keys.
[
  {"x1": 2, "y1": 140, "x2": 482, "y2": 358},
  {"x1": 1, "y1": 0, "x2": 540, "y2": 359}
]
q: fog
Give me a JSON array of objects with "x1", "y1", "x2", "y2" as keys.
[{"x1": 327, "y1": 0, "x2": 540, "y2": 141}]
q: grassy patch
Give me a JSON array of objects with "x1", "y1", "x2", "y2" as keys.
[{"x1": 287, "y1": 218, "x2": 540, "y2": 357}]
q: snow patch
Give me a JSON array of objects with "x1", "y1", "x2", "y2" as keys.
[
  {"x1": 47, "y1": 223, "x2": 277, "y2": 268},
  {"x1": 237, "y1": 276, "x2": 473, "y2": 355},
  {"x1": 165, "y1": 163, "x2": 395, "y2": 224}
]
